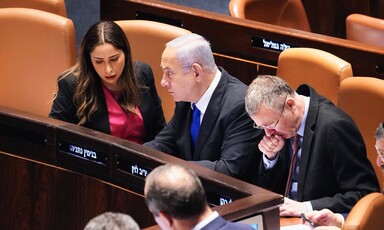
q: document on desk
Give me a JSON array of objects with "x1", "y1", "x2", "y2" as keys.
[{"x1": 281, "y1": 224, "x2": 312, "y2": 230}]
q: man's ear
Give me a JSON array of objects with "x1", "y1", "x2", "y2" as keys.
[
  {"x1": 286, "y1": 97, "x2": 297, "y2": 114},
  {"x1": 159, "y1": 211, "x2": 174, "y2": 228},
  {"x1": 286, "y1": 97, "x2": 295, "y2": 108},
  {"x1": 191, "y1": 63, "x2": 203, "y2": 80}
]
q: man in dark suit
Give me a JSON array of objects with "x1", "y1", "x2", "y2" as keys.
[
  {"x1": 302, "y1": 122, "x2": 384, "y2": 229},
  {"x1": 244, "y1": 75, "x2": 379, "y2": 217},
  {"x1": 144, "y1": 163, "x2": 254, "y2": 230},
  {"x1": 144, "y1": 33, "x2": 262, "y2": 181}
]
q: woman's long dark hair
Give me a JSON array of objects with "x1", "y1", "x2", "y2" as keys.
[{"x1": 61, "y1": 21, "x2": 139, "y2": 125}]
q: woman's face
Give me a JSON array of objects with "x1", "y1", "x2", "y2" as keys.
[{"x1": 90, "y1": 43, "x2": 125, "y2": 91}]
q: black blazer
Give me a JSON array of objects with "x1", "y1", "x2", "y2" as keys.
[
  {"x1": 255, "y1": 84, "x2": 379, "y2": 213},
  {"x1": 144, "y1": 67, "x2": 263, "y2": 180},
  {"x1": 49, "y1": 62, "x2": 166, "y2": 142}
]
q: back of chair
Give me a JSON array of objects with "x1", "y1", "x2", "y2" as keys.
[
  {"x1": 277, "y1": 47, "x2": 352, "y2": 105},
  {"x1": 0, "y1": 0, "x2": 67, "y2": 17},
  {"x1": 342, "y1": 192, "x2": 384, "y2": 230},
  {"x1": 337, "y1": 77, "x2": 384, "y2": 191},
  {"x1": 228, "y1": 0, "x2": 311, "y2": 32},
  {"x1": 0, "y1": 8, "x2": 76, "y2": 116},
  {"x1": 115, "y1": 20, "x2": 191, "y2": 122},
  {"x1": 346, "y1": 14, "x2": 384, "y2": 48}
]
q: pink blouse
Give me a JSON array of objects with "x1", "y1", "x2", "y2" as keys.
[{"x1": 102, "y1": 86, "x2": 145, "y2": 144}]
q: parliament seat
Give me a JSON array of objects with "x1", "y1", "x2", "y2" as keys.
[
  {"x1": 228, "y1": 0, "x2": 311, "y2": 32},
  {"x1": 337, "y1": 77, "x2": 384, "y2": 191},
  {"x1": 346, "y1": 14, "x2": 384, "y2": 48},
  {"x1": 342, "y1": 192, "x2": 384, "y2": 230},
  {"x1": 0, "y1": 0, "x2": 67, "y2": 17},
  {"x1": 0, "y1": 8, "x2": 76, "y2": 116},
  {"x1": 277, "y1": 47, "x2": 352, "y2": 105},
  {"x1": 115, "y1": 20, "x2": 191, "y2": 122}
]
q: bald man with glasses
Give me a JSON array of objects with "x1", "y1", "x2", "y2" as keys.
[{"x1": 244, "y1": 75, "x2": 379, "y2": 218}]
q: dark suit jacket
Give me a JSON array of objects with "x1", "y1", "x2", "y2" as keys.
[
  {"x1": 49, "y1": 62, "x2": 166, "y2": 142},
  {"x1": 144, "y1": 67, "x2": 263, "y2": 180},
  {"x1": 201, "y1": 215, "x2": 254, "y2": 230},
  {"x1": 255, "y1": 84, "x2": 379, "y2": 213}
]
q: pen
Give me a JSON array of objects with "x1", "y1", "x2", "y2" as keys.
[{"x1": 300, "y1": 213, "x2": 319, "y2": 228}]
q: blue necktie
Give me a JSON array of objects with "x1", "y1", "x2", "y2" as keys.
[{"x1": 190, "y1": 104, "x2": 201, "y2": 146}]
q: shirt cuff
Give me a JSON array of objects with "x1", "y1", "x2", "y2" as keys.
[
  {"x1": 262, "y1": 152, "x2": 279, "y2": 169},
  {"x1": 335, "y1": 213, "x2": 345, "y2": 227},
  {"x1": 304, "y1": 201, "x2": 313, "y2": 212}
]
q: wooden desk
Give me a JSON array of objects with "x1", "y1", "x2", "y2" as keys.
[
  {"x1": 101, "y1": 0, "x2": 384, "y2": 82},
  {"x1": 145, "y1": 217, "x2": 306, "y2": 229},
  {"x1": 281, "y1": 217, "x2": 302, "y2": 227},
  {"x1": 0, "y1": 106, "x2": 283, "y2": 229},
  {"x1": 302, "y1": 0, "x2": 384, "y2": 38}
]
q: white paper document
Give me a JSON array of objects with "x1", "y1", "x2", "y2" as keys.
[{"x1": 281, "y1": 224, "x2": 312, "y2": 230}]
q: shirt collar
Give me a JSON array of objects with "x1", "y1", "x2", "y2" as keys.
[
  {"x1": 191, "y1": 69, "x2": 221, "y2": 119},
  {"x1": 297, "y1": 96, "x2": 310, "y2": 137},
  {"x1": 191, "y1": 211, "x2": 219, "y2": 230}
]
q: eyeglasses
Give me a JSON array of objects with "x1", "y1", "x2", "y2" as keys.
[
  {"x1": 375, "y1": 145, "x2": 384, "y2": 157},
  {"x1": 253, "y1": 94, "x2": 287, "y2": 130}
]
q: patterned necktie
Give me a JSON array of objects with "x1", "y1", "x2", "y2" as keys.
[
  {"x1": 190, "y1": 104, "x2": 201, "y2": 146},
  {"x1": 285, "y1": 134, "x2": 299, "y2": 197}
]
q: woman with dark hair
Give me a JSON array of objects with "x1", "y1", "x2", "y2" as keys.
[{"x1": 50, "y1": 21, "x2": 165, "y2": 143}]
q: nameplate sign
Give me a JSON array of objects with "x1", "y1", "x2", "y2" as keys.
[
  {"x1": 58, "y1": 140, "x2": 108, "y2": 165},
  {"x1": 251, "y1": 36, "x2": 299, "y2": 52}
]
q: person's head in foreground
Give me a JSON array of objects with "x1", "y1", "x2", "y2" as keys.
[
  {"x1": 144, "y1": 163, "x2": 210, "y2": 230},
  {"x1": 84, "y1": 212, "x2": 140, "y2": 230}
]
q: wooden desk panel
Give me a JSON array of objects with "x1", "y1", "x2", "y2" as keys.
[
  {"x1": 281, "y1": 217, "x2": 301, "y2": 226},
  {"x1": 302, "y1": 0, "x2": 384, "y2": 38},
  {"x1": 0, "y1": 106, "x2": 283, "y2": 229},
  {"x1": 101, "y1": 0, "x2": 384, "y2": 81},
  {"x1": 0, "y1": 152, "x2": 154, "y2": 229}
]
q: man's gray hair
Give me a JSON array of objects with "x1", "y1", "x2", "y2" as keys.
[
  {"x1": 166, "y1": 33, "x2": 216, "y2": 74},
  {"x1": 375, "y1": 122, "x2": 384, "y2": 140},
  {"x1": 245, "y1": 75, "x2": 294, "y2": 116},
  {"x1": 84, "y1": 212, "x2": 140, "y2": 230}
]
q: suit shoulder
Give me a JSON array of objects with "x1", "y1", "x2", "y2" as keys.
[
  {"x1": 225, "y1": 73, "x2": 248, "y2": 91},
  {"x1": 224, "y1": 78, "x2": 248, "y2": 103},
  {"x1": 58, "y1": 73, "x2": 77, "y2": 89},
  {"x1": 134, "y1": 61, "x2": 153, "y2": 76},
  {"x1": 134, "y1": 61, "x2": 155, "y2": 85}
]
